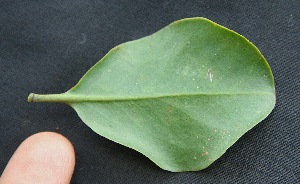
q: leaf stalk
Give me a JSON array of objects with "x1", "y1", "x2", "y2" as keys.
[{"x1": 28, "y1": 93, "x2": 67, "y2": 103}]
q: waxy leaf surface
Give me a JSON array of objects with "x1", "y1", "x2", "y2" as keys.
[{"x1": 28, "y1": 18, "x2": 276, "y2": 172}]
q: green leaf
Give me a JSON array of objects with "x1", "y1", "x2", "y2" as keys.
[{"x1": 28, "y1": 17, "x2": 275, "y2": 172}]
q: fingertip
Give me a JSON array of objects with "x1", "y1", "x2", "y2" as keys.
[{"x1": 1, "y1": 132, "x2": 75, "y2": 184}]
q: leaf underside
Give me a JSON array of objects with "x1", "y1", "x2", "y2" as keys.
[{"x1": 29, "y1": 17, "x2": 275, "y2": 172}]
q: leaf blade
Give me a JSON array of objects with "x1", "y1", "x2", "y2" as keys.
[
  {"x1": 29, "y1": 17, "x2": 276, "y2": 171},
  {"x1": 70, "y1": 93, "x2": 274, "y2": 171},
  {"x1": 68, "y1": 18, "x2": 274, "y2": 97}
]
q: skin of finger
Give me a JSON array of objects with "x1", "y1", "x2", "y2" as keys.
[{"x1": 0, "y1": 132, "x2": 75, "y2": 184}]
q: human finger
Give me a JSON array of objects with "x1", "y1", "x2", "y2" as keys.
[{"x1": 0, "y1": 132, "x2": 75, "y2": 184}]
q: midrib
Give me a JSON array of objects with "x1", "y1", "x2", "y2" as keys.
[{"x1": 28, "y1": 92, "x2": 274, "y2": 103}]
